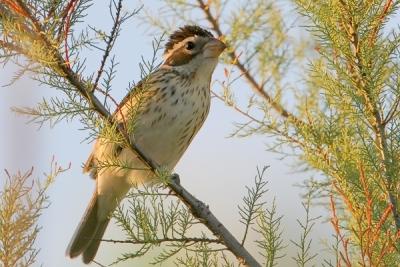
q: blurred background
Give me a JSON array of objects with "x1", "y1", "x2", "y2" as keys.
[{"x1": 0, "y1": 1, "x2": 334, "y2": 266}]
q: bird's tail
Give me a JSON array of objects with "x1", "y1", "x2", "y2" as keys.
[{"x1": 66, "y1": 190, "x2": 110, "y2": 264}]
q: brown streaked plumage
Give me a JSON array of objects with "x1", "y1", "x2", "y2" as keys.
[{"x1": 66, "y1": 25, "x2": 225, "y2": 264}]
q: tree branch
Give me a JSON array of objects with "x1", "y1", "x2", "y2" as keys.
[
  {"x1": 91, "y1": 0, "x2": 123, "y2": 93},
  {"x1": 168, "y1": 175, "x2": 261, "y2": 267},
  {"x1": 6, "y1": 2, "x2": 262, "y2": 266},
  {"x1": 101, "y1": 237, "x2": 223, "y2": 245}
]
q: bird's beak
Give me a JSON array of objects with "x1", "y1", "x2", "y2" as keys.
[{"x1": 203, "y1": 38, "x2": 226, "y2": 58}]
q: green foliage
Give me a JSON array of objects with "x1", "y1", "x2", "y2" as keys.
[
  {"x1": 112, "y1": 184, "x2": 201, "y2": 264},
  {"x1": 109, "y1": 167, "x2": 281, "y2": 266},
  {"x1": 291, "y1": 191, "x2": 320, "y2": 267},
  {"x1": 142, "y1": 0, "x2": 400, "y2": 265},
  {"x1": 1, "y1": 0, "x2": 142, "y2": 143},
  {"x1": 0, "y1": 159, "x2": 68, "y2": 267},
  {"x1": 239, "y1": 166, "x2": 268, "y2": 246},
  {"x1": 2, "y1": 0, "x2": 289, "y2": 266},
  {"x1": 255, "y1": 198, "x2": 285, "y2": 267},
  {"x1": 3, "y1": 0, "x2": 400, "y2": 266}
]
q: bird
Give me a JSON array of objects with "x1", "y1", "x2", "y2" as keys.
[{"x1": 66, "y1": 25, "x2": 226, "y2": 264}]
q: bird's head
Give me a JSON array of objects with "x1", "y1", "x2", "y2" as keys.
[{"x1": 163, "y1": 25, "x2": 226, "y2": 78}]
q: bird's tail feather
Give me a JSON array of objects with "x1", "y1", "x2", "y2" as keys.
[
  {"x1": 82, "y1": 218, "x2": 109, "y2": 263},
  {"x1": 66, "y1": 190, "x2": 109, "y2": 263}
]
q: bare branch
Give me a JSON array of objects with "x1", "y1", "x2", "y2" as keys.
[{"x1": 101, "y1": 237, "x2": 223, "y2": 244}]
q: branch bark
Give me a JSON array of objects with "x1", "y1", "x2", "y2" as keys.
[{"x1": 7, "y1": 1, "x2": 262, "y2": 266}]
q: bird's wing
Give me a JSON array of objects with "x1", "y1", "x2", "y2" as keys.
[
  {"x1": 111, "y1": 80, "x2": 144, "y2": 117},
  {"x1": 82, "y1": 68, "x2": 165, "y2": 178},
  {"x1": 83, "y1": 151, "x2": 95, "y2": 173}
]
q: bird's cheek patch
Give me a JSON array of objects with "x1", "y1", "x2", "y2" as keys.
[{"x1": 165, "y1": 50, "x2": 195, "y2": 66}]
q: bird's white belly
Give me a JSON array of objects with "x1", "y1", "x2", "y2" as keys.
[
  {"x1": 135, "y1": 120, "x2": 185, "y2": 167},
  {"x1": 96, "y1": 80, "x2": 210, "y2": 197}
]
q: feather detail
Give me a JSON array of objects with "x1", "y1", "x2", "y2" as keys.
[{"x1": 66, "y1": 190, "x2": 102, "y2": 258}]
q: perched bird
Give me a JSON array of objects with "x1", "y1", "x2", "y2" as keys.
[{"x1": 66, "y1": 25, "x2": 226, "y2": 264}]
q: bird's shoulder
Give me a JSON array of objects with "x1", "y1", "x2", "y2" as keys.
[{"x1": 112, "y1": 67, "x2": 181, "y2": 117}]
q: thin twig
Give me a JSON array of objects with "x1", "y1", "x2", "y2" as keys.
[
  {"x1": 0, "y1": 40, "x2": 27, "y2": 55},
  {"x1": 196, "y1": 0, "x2": 304, "y2": 128},
  {"x1": 101, "y1": 237, "x2": 223, "y2": 244},
  {"x1": 329, "y1": 194, "x2": 352, "y2": 267},
  {"x1": 92, "y1": 260, "x2": 107, "y2": 267},
  {"x1": 91, "y1": 0, "x2": 123, "y2": 93},
  {"x1": 63, "y1": 0, "x2": 79, "y2": 68},
  {"x1": 211, "y1": 91, "x2": 307, "y2": 148},
  {"x1": 1, "y1": 0, "x2": 29, "y2": 17},
  {"x1": 369, "y1": 0, "x2": 393, "y2": 46},
  {"x1": 56, "y1": 0, "x2": 79, "y2": 41},
  {"x1": 383, "y1": 97, "x2": 400, "y2": 125},
  {"x1": 95, "y1": 86, "x2": 127, "y2": 130}
]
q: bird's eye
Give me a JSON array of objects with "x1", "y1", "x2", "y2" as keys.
[{"x1": 186, "y1": 41, "x2": 195, "y2": 50}]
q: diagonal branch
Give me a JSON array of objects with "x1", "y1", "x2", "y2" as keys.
[
  {"x1": 91, "y1": 0, "x2": 123, "y2": 93},
  {"x1": 101, "y1": 237, "x2": 223, "y2": 245},
  {"x1": 196, "y1": 0, "x2": 304, "y2": 128},
  {"x1": 63, "y1": 0, "x2": 80, "y2": 68},
  {"x1": 211, "y1": 90, "x2": 307, "y2": 149},
  {"x1": 6, "y1": 2, "x2": 262, "y2": 266}
]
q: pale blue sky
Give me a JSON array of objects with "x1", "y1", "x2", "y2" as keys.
[{"x1": 0, "y1": 1, "x2": 335, "y2": 266}]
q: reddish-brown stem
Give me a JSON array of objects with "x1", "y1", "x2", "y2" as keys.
[
  {"x1": 63, "y1": 0, "x2": 79, "y2": 68},
  {"x1": 329, "y1": 194, "x2": 352, "y2": 267},
  {"x1": 369, "y1": 0, "x2": 393, "y2": 46},
  {"x1": 0, "y1": 0, "x2": 29, "y2": 17},
  {"x1": 336, "y1": 0, "x2": 400, "y2": 232}
]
